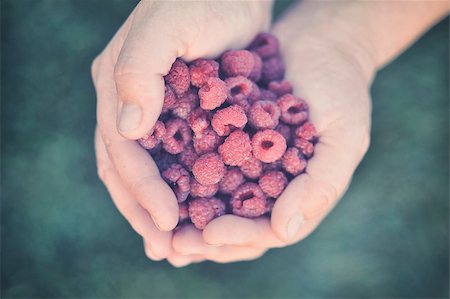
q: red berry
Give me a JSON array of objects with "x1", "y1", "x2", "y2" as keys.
[
  {"x1": 248, "y1": 100, "x2": 281, "y2": 129},
  {"x1": 178, "y1": 144, "x2": 198, "y2": 171},
  {"x1": 258, "y1": 171, "x2": 288, "y2": 197},
  {"x1": 294, "y1": 137, "x2": 314, "y2": 158},
  {"x1": 275, "y1": 123, "x2": 292, "y2": 143},
  {"x1": 249, "y1": 52, "x2": 263, "y2": 81},
  {"x1": 239, "y1": 155, "x2": 263, "y2": 179},
  {"x1": 189, "y1": 59, "x2": 219, "y2": 88},
  {"x1": 162, "y1": 164, "x2": 190, "y2": 202},
  {"x1": 162, "y1": 85, "x2": 177, "y2": 113},
  {"x1": 225, "y1": 76, "x2": 254, "y2": 109},
  {"x1": 218, "y1": 130, "x2": 252, "y2": 166},
  {"x1": 199, "y1": 77, "x2": 227, "y2": 110},
  {"x1": 252, "y1": 129, "x2": 287, "y2": 163},
  {"x1": 230, "y1": 183, "x2": 267, "y2": 218},
  {"x1": 221, "y1": 50, "x2": 261, "y2": 80},
  {"x1": 162, "y1": 118, "x2": 192, "y2": 154},
  {"x1": 172, "y1": 89, "x2": 198, "y2": 119},
  {"x1": 260, "y1": 89, "x2": 277, "y2": 101},
  {"x1": 268, "y1": 80, "x2": 293, "y2": 97},
  {"x1": 165, "y1": 59, "x2": 190, "y2": 96},
  {"x1": 179, "y1": 202, "x2": 189, "y2": 222},
  {"x1": 192, "y1": 153, "x2": 226, "y2": 185},
  {"x1": 211, "y1": 105, "x2": 247, "y2": 136},
  {"x1": 190, "y1": 178, "x2": 219, "y2": 198},
  {"x1": 282, "y1": 147, "x2": 307, "y2": 175},
  {"x1": 294, "y1": 122, "x2": 317, "y2": 141},
  {"x1": 138, "y1": 121, "x2": 166, "y2": 149},
  {"x1": 247, "y1": 82, "x2": 261, "y2": 104},
  {"x1": 261, "y1": 55, "x2": 285, "y2": 83},
  {"x1": 187, "y1": 107, "x2": 210, "y2": 134},
  {"x1": 193, "y1": 127, "x2": 221, "y2": 155},
  {"x1": 219, "y1": 167, "x2": 245, "y2": 194},
  {"x1": 189, "y1": 197, "x2": 226, "y2": 229},
  {"x1": 277, "y1": 94, "x2": 309, "y2": 125},
  {"x1": 247, "y1": 32, "x2": 279, "y2": 59}
]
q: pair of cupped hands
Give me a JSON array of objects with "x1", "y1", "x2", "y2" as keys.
[{"x1": 91, "y1": 1, "x2": 372, "y2": 267}]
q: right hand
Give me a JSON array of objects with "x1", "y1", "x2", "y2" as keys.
[{"x1": 91, "y1": 0, "x2": 273, "y2": 260}]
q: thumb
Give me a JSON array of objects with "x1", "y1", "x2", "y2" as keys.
[{"x1": 113, "y1": 12, "x2": 188, "y2": 140}]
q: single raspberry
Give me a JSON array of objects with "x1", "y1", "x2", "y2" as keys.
[
  {"x1": 275, "y1": 123, "x2": 292, "y2": 144},
  {"x1": 294, "y1": 137, "x2": 314, "y2": 158},
  {"x1": 188, "y1": 197, "x2": 226, "y2": 230},
  {"x1": 221, "y1": 50, "x2": 261, "y2": 80},
  {"x1": 187, "y1": 107, "x2": 210, "y2": 134},
  {"x1": 248, "y1": 100, "x2": 281, "y2": 130},
  {"x1": 247, "y1": 82, "x2": 261, "y2": 104},
  {"x1": 247, "y1": 32, "x2": 279, "y2": 59},
  {"x1": 193, "y1": 127, "x2": 221, "y2": 155},
  {"x1": 138, "y1": 121, "x2": 166, "y2": 149},
  {"x1": 165, "y1": 59, "x2": 190, "y2": 96},
  {"x1": 225, "y1": 76, "x2": 254, "y2": 109},
  {"x1": 219, "y1": 167, "x2": 245, "y2": 194},
  {"x1": 282, "y1": 147, "x2": 307, "y2": 175},
  {"x1": 239, "y1": 155, "x2": 263, "y2": 179},
  {"x1": 261, "y1": 55, "x2": 285, "y2": 83},
  {"x1": 260, "y1": 89, "x2": 277, "y2": 101},
  {"x1": 189, "y1": 59, "x2": 219, "y2": 88},
  {"x1": 277, "y1": 94, "x2": 309, "y2": 125},
  {"x1": 198, "y1": 77, "x2": 227, "y2": 110},
  {"x1": 162, "y1": 118, "x2": 192, "y2": 154},
  {"x1": 218, "y1": 130, "x2": 252, "y2": 166},
  {"x1": 211, "y1": 105, "x2": 247, "y2": 136},
  {"x1": 294, "y1": 122, "x2": 317, "y2": 141},
  {"x1": 190, "y1": 178, "x2": 219, "y2": 198},
  {"x1": 162, "y1": 164, "x2": 190, "y2": 202},
  {"x1": 179, "y1": 202, "x2": 189, "y2": 222},
  {"x1": 268, "y1": 80, "x2": 293, "y2": 97},
  {"x1": 230, "y1": 183, "x2": 267, "y2": 218},
  {"x1": 151, "y1": 149, "x2": 178, "y2": 172},
  {"x1": 172, "y1": 89, "x2": 198, "y2": 119},
  {"x1": 178, "y1": 144, "x2": 198, "y2": 171},
  {"x1": 192, "y1": 153, "x2": 226, "y2": 185},
  {"x1": 162, "y1": 85, "x2": 177, "y2": 113},
  {"x1": 258, "y1": 171, "x2": 288, "y2": 198},
  {"x1": 252, "y1": 129, "x2": 287, "y2": 163}
]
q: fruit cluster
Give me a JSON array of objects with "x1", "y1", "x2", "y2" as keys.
[{"x1": 138, "y1": 33, "x2": 317, "y2": 230}]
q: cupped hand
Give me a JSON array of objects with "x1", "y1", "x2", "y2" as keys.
[
  {"x1": 165, "y1": 2, "x2": 375, "y2": 266},
  {"x1": 91, "y1": 1, "x2": 273, "y2": 260}
]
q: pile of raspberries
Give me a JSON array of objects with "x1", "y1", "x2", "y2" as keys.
[{"x1": 138, "y1": 33, "x2": 317, "y2": 230}]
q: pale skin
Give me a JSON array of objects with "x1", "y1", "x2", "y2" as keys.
[{"x1": 92, "y1": 0, "x2": 449, "y2": 266}]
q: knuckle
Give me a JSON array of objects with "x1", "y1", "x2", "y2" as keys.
[{"x1": 114, "y1": 56, "x2": 140, "y2": 86}]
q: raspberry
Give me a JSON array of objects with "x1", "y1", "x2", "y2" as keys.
[
  {"x1": 162, "y1": 85, "x2": 176, "y2": 113},
  {"x1": 239, "y1": 155, "x2": 263, "y2": 179},
  {"x1": 247, "y1": 32, "x2": 279, "y2": 59},
  {"x1": 219, "y1": 167, "x2": 245, "y2": 194},
  {"x1": 277, "y1": 94, "x2": 309, "y2": 125},
  {"x1": 189, "y1": 59, "x2": 219, "y2": 88},
  {"x1": 218, "y1": 130, "x2": 252, "y2": 166},
  {"x1": 187, "y1": 107, "x2": 210, "y2": 134},
  {"x1": 211, "y1": 105, "x2": 247, "y2": 136},
  {"x1": 192, "y1": 153, "x2": 226, "y2": 185},
  {"x1": 188, "y1": 197, "x2": 226, "y2": 230},
  {"x1": 172, "y1": 89, "x2": 198, "y2": 119},
  {"x1": 138, "y1": 121, "x2": 166, "y2": 149},
  {"x1": 260, "y1": 89, "x2": 277, "y2": 101},
  {"x1": 268, "y1": 80, "x2": 293, "y2": 97},
  {"x1": 221, "y1": 50, "x2": 261, "y2": 80},
  {"x1": 275, "y1": 123, "x2": 292, "y2": 144},
  {"x1": 248, "y1": 100, "x2": 281, "y2": 130},
  {"x1": 162, "y1": 118, "x2": 192, "y2": 154},
  {"x1": 225, "y1": 76, "x2": 254, "y2": 109},
  {"x1": 165, "y1": 59, "x2": 190, "y2": 96},
  {"x1": 230, "y1": 183, "x2": 267, "y2": 218},
  {"x1": 198, "y1": 77, "x2": 227, "y2": 110},
  {"x1": 294, "y1": 122, "x2": 317, "y2": 141},
  {"x1": 258, "y1": 171, "x2": 288, "y2": 198},
  {"x1": 193, "y1": 127, "x2": 221, "y2": 155},
  {"x1": 179, "y1": 202, "x2": 189, "y2": 222},
  {"x1": 282, "y1": 147, "x2": 307, "y2": 175},
  {"x1": 178, "y1": 144, "x2": 198, "y2": 171},
  {"x1": 261, "y1": 55, "x2": 285, "y2": 83},
  {"x1": 190, "y1": 178, "x2": 219, "y2": 198},
  {"x1": 247, "y1": 82, "x2": 261, "y2": 104},
  {"x1": 252, "y1": 129, "x2": 287, "y2": 163},
  {"x1": 162, "y1": 164, "x2": 190, "y2": 202},
  {"x1": 294, "y1": 137, "x2": 314, "y2": 158}
]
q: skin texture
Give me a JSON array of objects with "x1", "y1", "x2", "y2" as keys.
[{"x1": 93, "y1": 0, "x2": 448, "y2": 265}]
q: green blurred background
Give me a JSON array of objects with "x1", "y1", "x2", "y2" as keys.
[{"x1": 1, "y1": 0, "x2": 448, "y2": 298}]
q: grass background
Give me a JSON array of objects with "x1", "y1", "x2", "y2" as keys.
[{"x1": 1, "y1": 0, "x2": 449, "y2": 298}]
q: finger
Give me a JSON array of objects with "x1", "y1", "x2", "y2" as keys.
[
  {"x1": 95, "y1": 47, "x2": 179, "y2": 231},
  {"x1": 172, "y1": 224, "x2": 214, "y2": 255},
  {"x1": 167, "y1": 254, "x2": 205, "y2": 268},
  {"x1": 95, "y1": 129, "x2": 173, "y2": 259},
  {"x1": 143, "y1": 239, "x2": 165, "y2": 261},
  {"x1": 206, "y1": 246, "x2": 267, "y2": 264},
  {"x1": 271, "y1": 122, "x2": 370, "y2": 243}
]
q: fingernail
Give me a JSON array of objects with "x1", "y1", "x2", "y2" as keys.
[
  {"x1": 118, "y1": 102, "x2": 141, "y2": 133},
  {"x1": 286, "y1": 212, "x2": 304, "y2": 240}
]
